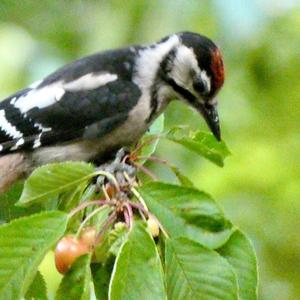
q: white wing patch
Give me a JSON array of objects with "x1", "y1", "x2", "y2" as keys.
[
  {"x1": 64, "y1": 73, "x2": 118, "y2": 91},
  {"x1": 0, "y1": 109, "x2": 23, "y2": 139},
  {"x1": 10, "y1": 138, "x2": 25, "y2": 150},
  {"x1": 34, "y1": 122, "x2": 51, "y2": 133},
  {"x1": 12, "y1": 73, "x2": 118, "y2": 114},
  {"x1": 33, "y1": 133, "x2": 43, "y2": 149},
  {"x1": 13, "y1": 84, "x2": 65, "y2": 113}
]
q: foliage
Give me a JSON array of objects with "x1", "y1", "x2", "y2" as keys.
[
  {"x1": 0, "y1": 211, "x2": 67, "y2": 300},
  {"x1": 2, "y1": 1, "x2": 298, "y2": 297},
  {"x1": 0, "y1": 120, "x2": 258, "y2": 299}
]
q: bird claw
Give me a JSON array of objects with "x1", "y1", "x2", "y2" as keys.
[{"x1": 96, "y1": 147, "x2": 136, "y2": 187}]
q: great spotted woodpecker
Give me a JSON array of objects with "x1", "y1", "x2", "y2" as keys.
[{"x1": 0, "y1": 32, "x2": 225, "y2": 192}]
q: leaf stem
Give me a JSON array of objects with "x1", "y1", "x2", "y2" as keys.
[
  {"x1": 132, "y1": 161, "x2": 158, "y2": 181},
  {"x1": 123, "y1": 208, "x2": 130, "y2": 229},
  {"x1": 76, "y1": 205, "x2": 108, "y2": 238},
  {"x1": 130, "y1": 186, "x2": 149, "y2": 213},
  {"x1": 123, "y1": 202, "x2": 133, "y2": 230},
  {"x1": 128, "y1": 201, "x2": 169, "y2": 238},
  {"x1": 137, "y1": 155, "x2": 169, "y2": 166},
  {"x1": 68, "y1": 199, "x2": 109, "y2": 219},
  {"x1": 131, "y1": 135, "x2": 161, "y2": 157},
  {"x1": 93, "y1": 170, "x2": 120, "y2": 192},
  {"x1": 95, "y1": 211, "x2": 117, "y2": 244}
]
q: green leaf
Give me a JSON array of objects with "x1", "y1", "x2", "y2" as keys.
[
  {"x1": 58, "y1": 182, "x2": 88, "y2": 212},
  {"x1": 0, "y1": 182, "x2": 42, "y2": 224},
  {"x1": 139, "y1": 114, "x2": 164, "y2": 161},
  {"x1": 139, "y1": 182, "x2": 233, "y2": 249},
  {"x1": 108, "y1": 224, "x2": 128, "y2": 257},
  {"x1": 18, "y1": 161, "x2": 96, "y2": 206},
  {"x1": 0, "y1": 211, "x2": 68, "y2": 300},
  {"x1": 218, "y1": 230, "x2": 258, "y2": 300},
  {"x1": 94, "y1": 222, "x2": 128, "y2": 262},
  {"x1": 91, "y1": 260, "x2": 114, "y2": 300},
  {"x1": 25, "y1": 271, "x2": 47, "y2": 300},
  {"x1": 165, "y1": 237, "x2": 238, "y2": 300},
  {"x1": 169, "y1": 165, "x2": 194, "y2": 187},
  {"x1": 55, "y1": 254, "x2": 92, "y2": 300},
  {"x1": 166, "y1": 129, "x2": 230, "y2": 167},
  {"x1": 92, "y1": 207, "x2": 116, "y2": 263},
  {"x1": 109, "y1": 221, "x2": 166, "y2": 300}
]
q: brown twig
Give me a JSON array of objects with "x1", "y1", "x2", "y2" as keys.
[{"x1": 132, "y1": 161, "x2": 158, "y2": 181}]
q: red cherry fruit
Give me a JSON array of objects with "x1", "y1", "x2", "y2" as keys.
[
  {"x1": 55, "y1": 235, "x2": 89, "y2": 274},
  {"x1": 80, "y1": 226, "x2": 97, "y2": 249}
]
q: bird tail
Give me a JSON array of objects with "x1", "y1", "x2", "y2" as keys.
[{"x1": 0, "y1": 153, "x2": 27, "y2": 194}]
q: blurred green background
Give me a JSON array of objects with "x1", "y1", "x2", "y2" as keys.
[{"x1": 0, "y1": 1, "x2": 299, "y2": 299}]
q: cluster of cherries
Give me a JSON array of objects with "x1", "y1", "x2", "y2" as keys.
[
  {"x1": 54, "y1": 147, "x2": 164, "y2": 274},
  {"x1": 54, "y1": 183, "x2": 160, "y2": 274},
  {"x1": 55, "y1": 219, "x2": 159, "y2": 274}
]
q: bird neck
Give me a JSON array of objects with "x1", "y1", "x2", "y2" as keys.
[{"x1": 133, "y1": 35, "x2": 180, "y2": 123}]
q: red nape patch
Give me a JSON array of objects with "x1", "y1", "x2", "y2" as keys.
[{"x1": 211, "y1": 49, "x2": 225, "y2": 91}]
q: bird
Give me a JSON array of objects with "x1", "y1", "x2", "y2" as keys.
[{"x1": 0, "y1": 31, "x2": 225, "y2": 193}]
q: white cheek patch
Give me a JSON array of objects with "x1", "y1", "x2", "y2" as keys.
[
  {"x1": 63, "y1": 73, "x2": 118, "y2": 91},
  {"x1": 200, "y1": 70, "x2": 211, "y2": 94},
  {"x1": 0, "y1": 109, "x2": 23, "y2": 139},
  {"x1": 170, "y1": 45, "x2": 200, "y2": 87}
]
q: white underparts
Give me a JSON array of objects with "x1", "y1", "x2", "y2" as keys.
[{"x1": 12, "y1": 72, "x2": 118, "y2": 114}]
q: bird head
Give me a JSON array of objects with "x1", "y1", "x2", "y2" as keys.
[{"x1": 160, "y1": 32, "x2": 225, "y2": 140}]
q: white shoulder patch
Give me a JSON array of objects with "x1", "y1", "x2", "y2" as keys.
[
  {"x1": 0, "y1": 109, "x2": 23, "y2": 139},
  {"x1": 63, "y1": 73, "x2": 118, "y2": 92},
  {"x1": 133, "y1": 35, "x2": 180, "y2": 91}
]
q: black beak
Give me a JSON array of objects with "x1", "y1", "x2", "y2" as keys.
[
  {"x1": 159, "y1": 73, "x2": 221, "y2": 140},
  {"x1": 197, "y1": 102, "x2": 221, "y2": 141}
]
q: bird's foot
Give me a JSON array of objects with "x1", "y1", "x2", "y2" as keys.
[{"x1": 96, "y1": 147, "x2": 136, "y2": 188}]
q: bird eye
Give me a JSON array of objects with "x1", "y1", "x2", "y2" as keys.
[{"x1": 193, "y1": 77, "x2": 207, "y2": 95}]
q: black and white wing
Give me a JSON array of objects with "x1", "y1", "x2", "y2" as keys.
[{"x1": 0, "y1": 49, "x2": 141, "y2": 154}]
